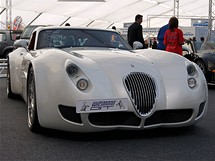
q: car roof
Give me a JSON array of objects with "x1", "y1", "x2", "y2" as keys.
[{"x1": 34, "y1": 26, "x2": 116, "y2": 33}]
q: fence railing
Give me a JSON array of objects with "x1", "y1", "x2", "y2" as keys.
[{"x1": 0, "y1": 59, "x2": 7, "y2": 78}]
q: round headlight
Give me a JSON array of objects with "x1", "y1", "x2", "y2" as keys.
[
  {"x1": 66, "y1": 64, "x2": 78, "y2": 76},
  {"x1": 188, "y1": 78, "x2": 196, "y2": 88},
  {"x1": 77, "y1": 79, "x2": 88, "y2": 90},
  {"x1": 187, "y1": 64, "x2": 197, "y2": 76}
]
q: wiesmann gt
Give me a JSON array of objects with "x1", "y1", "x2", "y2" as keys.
[{"x1": 7, "y1": 26, "x2": 208, "y2": 133}]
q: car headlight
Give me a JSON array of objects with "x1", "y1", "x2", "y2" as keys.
[
  {"x1": 187, "y1": 64, "x2": 197, "y2": 76},
  {"x1": 188, "y1": 78, "x2": 196, "y2": 88},
  {"x1": 66, "y1": 64, "x2": 78, "y2": 76},
  {"x1": 77, "y1": 79, "x2": 88, "y2": 90}
]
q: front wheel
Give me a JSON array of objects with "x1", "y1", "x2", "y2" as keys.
[
  {"x1": 27, "y1": 67, "x2": 41, "y2": 133},
  {"x1": 3, "y1": 50, "x2": 12, "y2": 58},
  {"x1": 195, "y1": 60, "x2": 207, "y2": 75}
]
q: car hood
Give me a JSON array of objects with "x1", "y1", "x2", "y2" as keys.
[
  {"x1": 65, "y1": 48, "x2": 152, "y2": 64},
  {"x1": 59, "y1": 48, "x2": 190, "y2": 87},
  {"x1": 36, "y1": 48, "x2": 189, "y2": 75},
  {"x1": 61, "y1": 48, "x2": 188, "y2": 71},
  {"x1": 61, "y1": 48, "x2": 157, "y2": 72}
]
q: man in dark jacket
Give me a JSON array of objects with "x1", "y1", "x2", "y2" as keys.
[{"x1": 127, "y1": 14, "x2": 145, "y2": 49}]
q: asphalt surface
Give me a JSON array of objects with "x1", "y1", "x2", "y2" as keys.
[{"x1": 0, "y1": 78, "x2": 215, "y2": 161}]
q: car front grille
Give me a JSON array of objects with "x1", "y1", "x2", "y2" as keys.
[{"x1": 124, "y1": 72, "x2": 157, "y2": 116}]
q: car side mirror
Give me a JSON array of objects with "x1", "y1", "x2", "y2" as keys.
[
  {"x1": 13, "y1": 39, "x2": 28, "y2": 50},
  {"x1": 133, "y1": 41, "x2": 143, "y2": 49}
]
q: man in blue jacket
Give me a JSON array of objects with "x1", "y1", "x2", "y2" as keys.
[{"x1": 157, "y1": 23, "x2": 169, "y2": 50}]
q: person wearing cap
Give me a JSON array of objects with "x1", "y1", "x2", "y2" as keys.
[{"x1": 127, "y1": 14, "x2": 145, "y2": 49}]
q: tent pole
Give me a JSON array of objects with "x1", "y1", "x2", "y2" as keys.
[
  {"x1": 86, "y1": 20, "x2": 94, "y2": 27},
  {"x1": 0, "y1": 8, "x2": 6, "y2": 15},
  {"x1": 208, "y1": 0, "x2": 215, "y2": 41},
  {"x1": 173, "y1": 0, "x2": 179, "y2": 18},
  {"x1": 106, "y1": 23, "x2": 114, "y2": 29},
  {"x1": 60, "y1": 17, "x2": 71, "y2": 26},
  {"x1": 27, "y1": 13, "x2": 42, "y2": 26}
]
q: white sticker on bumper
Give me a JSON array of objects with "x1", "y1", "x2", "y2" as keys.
[{"x1": 76, "y1": 98, "x2": 128, "y2": 113}]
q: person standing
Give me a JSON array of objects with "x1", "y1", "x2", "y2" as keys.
[
  {"x1": 151, "y1": 37, "x2": 158, "y2": 49},
  {"x1": 164, "y1": 17, "x2": 184, "y2": 55},
  {"x1": 194, "y1": 36, "x2": 205, "y2": 51},
  {"x1": 157, "y1": 23, "x2": 169, "y2": 50},
  {"x1": 127, "y1": 14, "x2": 145, "y2": 49}
]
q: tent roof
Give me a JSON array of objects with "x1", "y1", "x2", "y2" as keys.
[{"x1": 0, "y1": 0, "x2": 210, "y2": 29}]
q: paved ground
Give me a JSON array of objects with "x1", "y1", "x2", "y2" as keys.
[{"x1": 0, "y1": 78, "x2": 215, "y2": 161}]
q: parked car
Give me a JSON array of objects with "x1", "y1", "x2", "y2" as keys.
[
  {"x1": 18, "y1": 25, "x2": 41, "y2": 40},
  {"x1": 7, "y1": 26, "x2": 208, "y2": 133},
  {"x1": 0, "y1": 30, "x2": 22, "y2": 58},
  {"x1": 183, "y1": 41, "x2": 215, "y2": 84}
]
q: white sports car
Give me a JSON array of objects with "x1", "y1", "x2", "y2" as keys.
[{"x1": 7, "y1": 26, "x2": 208, "y2": 133}]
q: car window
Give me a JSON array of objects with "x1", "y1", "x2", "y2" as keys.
[
  {"x1": 28, "y1": 31, "x2": 36, "y2": 50},
  {"x1": 37, "y1": 29, "x2": 131, "y2": 50},
  {"x1": 21, "y1": 26, "x2": 39, "y2": 39},
  {"x1": 10, "y1": 31, "x2": 22, "y2": 41},
  {"x1": 0, "y1": 33, "x2": 6, "y2": 42}
]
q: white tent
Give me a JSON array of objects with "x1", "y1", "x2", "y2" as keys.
[{"x1": 0, "y1": 0, "x2": 212, "y2": 29}]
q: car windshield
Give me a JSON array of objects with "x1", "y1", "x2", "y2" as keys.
[{"x1": 37, "y1": 29, "x2": 132, "y2": 50}]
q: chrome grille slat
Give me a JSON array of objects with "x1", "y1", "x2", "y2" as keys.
[
  {"x1": 124, "y1": 72, "x2": 157, "y2": 116},
  {"x1": 135, "y1": 73, "x2": 142, "y2": 111},
  {"x1": 137, "y1": 73, "x2": 144, "y2": 113},
  {"x1": 146, "y1": 75, "x2": 153, "y2": 113},
  {"x1": 140, "y1": 74, "x2": 147, "y2": 113}
]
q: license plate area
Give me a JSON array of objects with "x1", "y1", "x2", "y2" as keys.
[{"x1": 76, "y1": 98, "x2": 128, "y2": 113}]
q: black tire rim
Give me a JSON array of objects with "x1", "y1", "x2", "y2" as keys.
[
  {"x1": 27, "y1": 70, "x2": 36, "y2": 128},
  {"x1": 196, "y1": 60, "x2": 206, "y2": 75}
]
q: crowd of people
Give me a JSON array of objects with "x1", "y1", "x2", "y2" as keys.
[{"x1": 127, "y1": 14, "x2": 206, "y2": 55}]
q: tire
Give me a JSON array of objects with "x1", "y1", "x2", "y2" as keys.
[
  {"x1": 27, "y1": 67, "x2": 41, "y2": 133},
  {"x1": 6, "y1": 58, "x2": 17, "y2": 99},
  {"x1": 195, "y1": 60, "x2": 207, "y2": 75},
  {"x1": 3, "y1": 50, "x2": 12, "y2": 58}
]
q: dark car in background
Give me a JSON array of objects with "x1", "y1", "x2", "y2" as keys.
[
  {"x1": 0, "y1": 30, "x2": 22, "y2": 58},
  {"x1": 18, "y1": 25, "x2": 41, "y2": 40},
  {"x1": 13, "y1": 25, "x2": 44, "y2": 50},
  {"x1": 183, "y1": 41, "x2": 215, "y2": 84}
]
